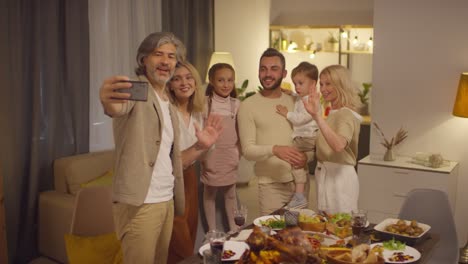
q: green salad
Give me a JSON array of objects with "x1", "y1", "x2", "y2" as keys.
[
  {"x1": 260, "y1": 217, "x2": 286, "y2": 229},
  {"x1": 383, "y1": 237, "x2": 406, "y2": 250},
  {"x1": 329, "y1": 213, "x2": 352, "y2": 224}
]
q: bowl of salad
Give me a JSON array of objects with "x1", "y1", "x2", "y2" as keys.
[{"x1": 253, "y1": 215, "x2": 286, "y2": 230}]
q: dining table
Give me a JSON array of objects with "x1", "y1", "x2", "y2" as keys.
[{"x1": 177, "y1": 208, "x2": 440, "y2": 264}]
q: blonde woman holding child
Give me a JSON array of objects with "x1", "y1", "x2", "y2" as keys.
[
  {"x1": 303, "y1": 64, "x2": 362, "y2": 214},
  {"x1": 202, "y1": 63, "x2": 241, "y2": 232},
  {"x1": 276, "y1": 61, "x2": 320, "y2": 209}
]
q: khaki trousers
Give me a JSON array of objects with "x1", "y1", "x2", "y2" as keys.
[
  {"x1": 258, "y1": 178, "x2": 311, "y2": 215},
  {"x1": 113, "y1": 200, "x2": 174, "y2": 264},
  {"x1": 258, "y1": 182, "x2": 295, "y2": 215}
]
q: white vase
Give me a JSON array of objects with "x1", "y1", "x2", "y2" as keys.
[{"x1": 383, "y1": 149, "x2": 395, "y2": 161}]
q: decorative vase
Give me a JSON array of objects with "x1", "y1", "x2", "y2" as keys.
[
  {"x1": 360, "y1": 104, "x2": 369, "y2": 116},
  {"x1": 383, "y1": 148, "x2": 395, "y2": 161}
]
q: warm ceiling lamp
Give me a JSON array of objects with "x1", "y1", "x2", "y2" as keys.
[
  {"x1": 206, "y1": 52, "x2": 235, "y2": 83},
  {"x1": 453, "y1": 72, "x2": 468, "y2": 118}
]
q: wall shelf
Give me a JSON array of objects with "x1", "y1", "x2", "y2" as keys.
[{"x1": 269, "y1": 25, "x2": 374, "y2": 57}]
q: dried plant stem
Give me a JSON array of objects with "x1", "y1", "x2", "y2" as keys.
[{"x1": 373, "y1": 122, "x2": 408, "y2": 150}]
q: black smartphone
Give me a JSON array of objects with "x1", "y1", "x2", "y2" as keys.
[{"x1": 115, "y1": 80, "x2": 148, "y2": 101}]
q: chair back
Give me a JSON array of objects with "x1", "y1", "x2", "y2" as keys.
[
  {"x1": 70, "y1": 186, "x2": 114, "y2": 236},
  {"x1": 398, "y1": 188, "x2": 458, "y2": 263}
]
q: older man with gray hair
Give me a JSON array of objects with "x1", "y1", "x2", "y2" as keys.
[{"x1": 99, "y1": 32, "x2": 222, "y2": 264}]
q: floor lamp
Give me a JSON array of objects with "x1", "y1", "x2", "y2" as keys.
[
  {"x1": 453, "y1": 72, "x2": 468, "y2": 263},
  {"x1": 205, "y1": 52, "x2": 235, "y2": 83}
]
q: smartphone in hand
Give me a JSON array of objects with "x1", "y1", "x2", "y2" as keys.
[{"x1": 115, "y1": 80, "x2": 148, "y2": 101}]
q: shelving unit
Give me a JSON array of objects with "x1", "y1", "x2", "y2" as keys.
[
  {"x1": 269, "y1": 25, "x2": 373, "y2": 58},
  {"x1": 269, "y1": 25, "x2": 373, "y2": 76}
]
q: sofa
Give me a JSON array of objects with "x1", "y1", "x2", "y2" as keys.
[{"x1": 38, "y1": 150, "x2": 115, "y2": 263}]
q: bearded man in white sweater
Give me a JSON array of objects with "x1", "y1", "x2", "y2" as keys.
[{"x1": 237, "y1": 48, "x2": 308, "y2": 215}]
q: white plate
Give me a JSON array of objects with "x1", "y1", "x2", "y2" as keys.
[
  {"x1": 253, "y1": 215, "x2": 285, "y2": 230},
  {"x1": 371, "y1": 243, "x2": 421, "y2": 263},
  {"x1": 374, "y1": 218, "x2": 431, "y2": 238},
  {"x1": 198, "y1": 241, "x2": 249, "y2": 262}
]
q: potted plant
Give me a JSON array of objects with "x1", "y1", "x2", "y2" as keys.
[
  {"x1": 236, "y1": 79, "x2": 262, "y2": 101},
  {"x1": 358, "y1": 82, "x2": 372, "y2": 115}
]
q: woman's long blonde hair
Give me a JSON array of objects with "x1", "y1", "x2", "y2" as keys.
[
  {"x1": 320, "y1": 65, "x2": 361, "y2": 111},
  {"x1": 167, "y1": 61, "x2": 205, "y2": 113}
]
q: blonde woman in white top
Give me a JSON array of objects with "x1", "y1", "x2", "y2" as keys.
[
  {"x1": 303, "y1": 65, "x2": 362, "y2": 214},
  {"x1": 167, "y1": 61, "x2": 206, "y2": 260}
]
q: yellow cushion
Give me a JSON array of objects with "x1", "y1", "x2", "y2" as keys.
[
  {"x1": 80, "y1": 170, "x2": 113, "y2": 188},
  {"x1": 65, "y1": 232, "x2": 122, "y2": 264}
]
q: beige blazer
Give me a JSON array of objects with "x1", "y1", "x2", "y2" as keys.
[{"x1": 111, "y1": 75, "x2": 185, "y2": 216}]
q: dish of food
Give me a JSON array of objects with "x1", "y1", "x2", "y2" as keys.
[
  {"x1": 371, "y1": 243, "x2": 421, "y2": 263},
  {"x1": 298, "y1": 211, "x2": 327, "y2": 232},
  {"x1": 374, "y1": 218, "x2": 430, "y2": 245},
  {"x1": 303, "y1": 231, "x2": 347, "y2": 247},
  {"x1": 198, "y1": 241, "x2": 249, "y2": 261},
  {"x1": 380, "y1": 219, "x2": 426, "y2": 237},
  {"x1": 253, "y1": 215, "x2": 286, "y2": 230},
  {"x1": 238, "y1": 226, "x2": 322, "y2": 264},
  {"x1": 296, "y1": 211, "x2": 369, "y2": 238},
  {"x1": 326, "y1": 244, "x2": 384, "y2": 264}
]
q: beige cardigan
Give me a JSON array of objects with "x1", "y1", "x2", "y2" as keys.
[{"x1": 110, "y1": 75, "x2": 185, "y2": 216}]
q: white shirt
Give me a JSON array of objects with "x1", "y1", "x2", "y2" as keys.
[
  {"x1": 287, "y1": 95, "x2": 320, "y2": 139},
  {"x1": 176, "y1": 111, "x2": 204, "y2": 151},
  {"x1": 144, "y1": 92, "x2": 175, "y2": 203}
]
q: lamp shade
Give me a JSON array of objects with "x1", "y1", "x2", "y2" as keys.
[
  {"x1": 206, "y1": 52, "x2": 235, "y2": 83},
  {"x1": 453, "y1": 72, "x2": 468, "y2": 118}
]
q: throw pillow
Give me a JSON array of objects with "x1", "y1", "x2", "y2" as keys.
[
  {"x1": 64, "y1": 232, "x2": 122, "y2": 264},
  {"x1": 80, "y1": 170, "x2": 113, "y2": 188}
]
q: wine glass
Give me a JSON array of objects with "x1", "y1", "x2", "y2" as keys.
[
  {"x1": 233, "y1": 204, "x2": 248, "y2": 231},
  {"x1": 351, "y1": 209, "x2": 368, "y2": 242},
  {"x1": 205, "y1": 230, "x2": 226, "y2": 263}
]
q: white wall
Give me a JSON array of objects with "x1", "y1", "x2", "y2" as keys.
[
  {"x1": 270, "y1": 0, "x2": 373, "y2": 26},
  {"x1": 214, "y1": 0, "x2": 270, "y2": 93},
  {"x1": 372, "y1": 0, "x2": 468, "y2": 244}
]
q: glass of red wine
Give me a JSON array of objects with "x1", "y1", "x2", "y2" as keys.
[
  {"x1": 205, "y1": 230, "x2": 226, "y2": 263},
  {"x1": 351, "y1": 209, "x2": 368, "y2": 242},
  {"x1": 234, "y1": 204, "x2": 248, "y2": 231}
]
